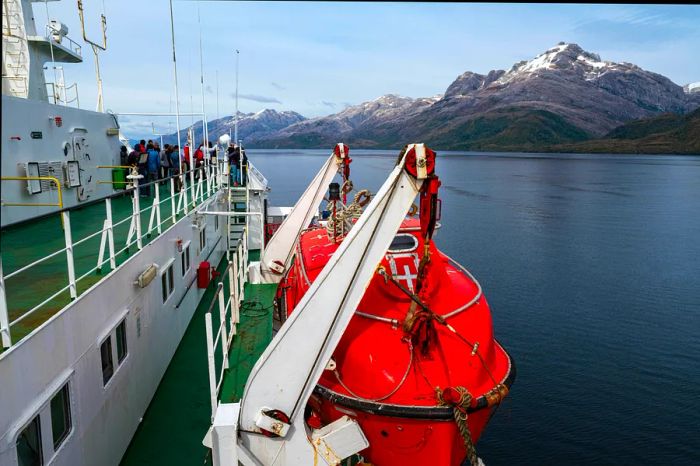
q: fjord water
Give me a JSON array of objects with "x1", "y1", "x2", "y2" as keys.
[{"x1": 250, "y1": 149, "x2": 700, "y2": 465}]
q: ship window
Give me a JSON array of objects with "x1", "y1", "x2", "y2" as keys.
[
  {"x1": 181, "y1": 243, "x2": 191, "y2": 276},
  {"x1": 50, "y1": 384, "x2": 71, "y2": 450},
  {"x1": 116, "y1": 320, "x2": 128, "y2": 364},
  {"x1": 199, "y1": 226, "x2": 207, "y2": 252},
  {"x1": 388, "y1": 234, "x2": 418, "y2": 253},
  {"x1": 16, "y1": 415, "x2": 42, "y2": 466},
  {"x1": 101, "y1": 337, "x2": 114, "y2": 385},
  {"x1": 161, "y1": 262, "x2": 175, "y2": 303}
]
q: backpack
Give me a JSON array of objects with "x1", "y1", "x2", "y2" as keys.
[{"x1": 138, "y1": 152, "x2": 149, "y2": 167}]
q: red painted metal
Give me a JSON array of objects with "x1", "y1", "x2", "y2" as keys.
[
  {"x1": 197, "y1": 261, "x2": 211, "y2": 289},
  {"x1": 280, "y1": 214, "x2": 514, "y2": 465}
]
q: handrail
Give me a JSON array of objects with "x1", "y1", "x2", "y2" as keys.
[
  {"x1": 0, "y1": 176, "x2": 63, "y2": 208},
  {"x1": 204, "y1": 226, "x2": 249, "y2": 419},
  {"x1": 0, "y1": 161, "x2": 222, "y2": 349}
]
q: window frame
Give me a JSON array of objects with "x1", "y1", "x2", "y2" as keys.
[
  {"x1": 16, "y1": 415, "x2": 43, "y2": 466},
  {"x1": 49, "y1": 384, "x2": 71, "y2": 451},
  {"x1": 12, "y1": 370, "x2": 75, "y2": 466},
  {"x1": 100, "y1": 337, "x2": 114, "y2": 386},
  {"x1": 160, "y1": 258, "x2": 175, "y2": 303},
  {"x1": 180, "y1": 241, "x2": 191, "y2": 277},
  {"x1": 115, "y1": 319, "x2": 128, "y2": 364},
  {"x1": 199, "y1": 225, "x2": 207, "y2": 253}
]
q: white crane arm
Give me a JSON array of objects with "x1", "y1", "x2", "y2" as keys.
[
  {"x1": 258, "y1": 151, "x2": 341, "y2": 283},
  {"x1": 238, "y1": 149, "x2": 427, "y2": 464}
]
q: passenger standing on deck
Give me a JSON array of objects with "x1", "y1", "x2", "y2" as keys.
[
  {"x1": 160, "y1": 144, "x2": 171, "y2": 184},
  {"x1": 228, "y1": 144, "x2": 240, "y2": 186},
  {"x1": 169, "y1": 145, "x2": 182, "y2": 191},
  {"x1": 194, "y1": 143, "x2": 204, "y2": 181},
  {"x1": 127, "y1": 145, "x2": 139, "y2": 166},
  {"x1": 145, "y1": 143, "x2": 160, "y2": 197},
  {"x1": 240, "y1": 144, "x2": 249, "y2": 186}
]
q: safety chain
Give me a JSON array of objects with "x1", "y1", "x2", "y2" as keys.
[{"x1": 436, "y1": 386, "x2": 478, "y2": 466}]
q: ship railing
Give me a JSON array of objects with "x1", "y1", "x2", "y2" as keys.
[
  {"x1": 46, "y1": 81, "x2": 80, "y2": 108},
  {"x1": 0, "y1": 160, "x2": 222, "y2": 349},
  {"x1": 45, "y1": 24, "x2": 83, "y2": 58},
  {"x1": 204, "y1": 226, "x2": 249, "y2": 420}
]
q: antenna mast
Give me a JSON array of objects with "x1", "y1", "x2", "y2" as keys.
[{"x1": 77, "y1": 0, "x2": 107, "y2": 112}]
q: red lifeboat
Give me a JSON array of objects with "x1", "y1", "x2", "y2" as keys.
[{"x1": 277, "y1": 151, "x2": 515, "y2": 466}]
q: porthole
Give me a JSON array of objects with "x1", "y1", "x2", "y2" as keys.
[{"x1": 388, "y1": 234, "x2": 418, "y2": 253}]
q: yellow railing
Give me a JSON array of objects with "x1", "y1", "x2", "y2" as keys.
[{"x1": 1, "y1": 176, "x2": 63, "y2": 208}]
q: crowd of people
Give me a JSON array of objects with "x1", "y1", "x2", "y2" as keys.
[{"x1": 119, "y1": 138, "x2": 249, "y2": 197}]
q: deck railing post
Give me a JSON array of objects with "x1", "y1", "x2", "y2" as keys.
[
  {"x1": 106, "y1": 198, "x2": 116, "y2": 269},
  {"x1": 62, "y1": 211, "x2": 78, "y2": 299},
  {"x1": 232, "y1": 252, "x2": 239, "y2": 315},
  {"x1": 204, "y1": 312, "x2": 218, "y2": 420},
  {"x1": 217, "y1": 287, "x2": 229, "y2": 369},
  {"x1": 155, "y1": 181, "x2": 162, "y2": 235},
  {"x1": 0, "y1": 256, "x2": 11, "y2": 348},
  {"x1": 170, "y1": 176, "x2": 177, "y2": 224},
  {"x1": 128, "y1": 174, "x2": 144, "y2": 250}
]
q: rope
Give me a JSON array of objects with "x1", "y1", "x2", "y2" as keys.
[
  {"x1": 436, "y1": 386, "x2": 478, "y2": 466},
  {"x1": 325, "y1": 189, "x2": 371, "y2": 240},
  {"x1": 333, "y1": 340, "x2": 413, "y2": 402}
]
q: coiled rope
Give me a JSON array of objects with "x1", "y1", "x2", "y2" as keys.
[{"x1": 325, "y1": 189, "x2": 372, "y2": 240}]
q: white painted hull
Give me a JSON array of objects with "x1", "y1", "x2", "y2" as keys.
[{"x1": 0, "y1": 202, "x2": 227, "y2": 466}]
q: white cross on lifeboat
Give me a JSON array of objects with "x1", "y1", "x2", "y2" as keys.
[{"x1": 387, "y1": 253, "x2": 420, "y2": 293}]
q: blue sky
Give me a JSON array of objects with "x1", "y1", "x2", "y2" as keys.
[{"x1": 35, "y1": 2, "x2": 700, "y2": 136}]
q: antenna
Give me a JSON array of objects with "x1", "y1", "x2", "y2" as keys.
[
  {"x1": 197, "y1": 3, "x2": 209, "y2": 154},
  {"x1": 235, "y1": 49, "x2": 239, "y2": 145},
  {"x1": 77, "y1": 0, "x2": 108, "y2": 112},
  {"x1": 168, "y1": 0, "x2": 187, "y2": 209}
]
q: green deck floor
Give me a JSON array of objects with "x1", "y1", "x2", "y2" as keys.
[
  {"x1": 120, "y1": 256, "x2": 276, "y2": 466},
  {"x1": 1, "y1": 183, "x2": 208, "y2": 348}
]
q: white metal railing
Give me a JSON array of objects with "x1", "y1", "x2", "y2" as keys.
[
  {"x1": 46, "y1": 81, "x2": 80, "y2": 107},
  {"x1": 0, "y1": 160, "x2": 223, "y2": 349},
  {"x1": 204, "y1": 225, "x2": 248, "y2": 419},
  {"x1": 45, "y1": 24, "x2": 82, "y2": 58}
]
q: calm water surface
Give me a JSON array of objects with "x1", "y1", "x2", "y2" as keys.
[{"x1": 249, "y1": 149, "x2": 700, "y2": 465}]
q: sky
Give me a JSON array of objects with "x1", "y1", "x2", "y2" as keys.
[{"x1": 33, "y1": 1, "x2": 700, "y2": 136}]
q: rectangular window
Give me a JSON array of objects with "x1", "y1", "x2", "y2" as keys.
[
  {"x1": 50, "y1": 384, "x2": 71, "y2": 450},
  {"x1": 199, "y1": 227, "x2": 207, "y2": 252},
  {"x1": 116, "y1": 320, "x2": 127, "y2": 364},
  {"x1": 100, "y1": 338, "x2": 114, "y2": 385},
  {"x1": 161, "y1": 262, "x2": 175, "y2": 303},
  {"x1": 180, "y1": 244, "x2": 190, "y2": 277},
  {"x1": 16, "y1": 416, "x2": 42, "y2": 466}
]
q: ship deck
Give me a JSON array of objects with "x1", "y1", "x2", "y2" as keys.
[
  {"x1": 1, "y1": 182, "x2": 203, "y2": 352},
  {"x1": 120, "y1": 251, "x2": 276, "y2": 465}
]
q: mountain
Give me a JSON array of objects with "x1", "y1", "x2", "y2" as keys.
[
  {"x1": 246, "y1": 94, "x2": 440, "y2": 148},
  {"x1": 550, "y1": 107, "x2": 700, "y2": 154},
  {"x1": 252, "y1": 43, "x2": 699, "y2": 151},
  {"x1": 160, "y1": 109, "x2": 306, "y2": 146}
]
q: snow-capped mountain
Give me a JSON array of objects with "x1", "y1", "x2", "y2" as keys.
[
  {"x1": 254, "y1": 43, "x2": 698, "y2": 149},
  {"x1": 162, "y1": 109, "x2": 306, "y2": 145},
  {"x1": 250, "y1": 94, "x2": 439, "y2": 147}
]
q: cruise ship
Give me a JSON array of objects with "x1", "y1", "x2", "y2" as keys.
[{"x1": 1, "y1": 1, "x2": 513, "y2": 465}]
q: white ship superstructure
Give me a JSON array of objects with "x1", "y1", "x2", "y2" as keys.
[{"x1": 0, "y1": 1, "x2": 269, "y2": 465}]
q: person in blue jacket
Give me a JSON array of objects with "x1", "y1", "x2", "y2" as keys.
[{"x1": 144, "y1": 142, "x2": 160, "y2": 197}]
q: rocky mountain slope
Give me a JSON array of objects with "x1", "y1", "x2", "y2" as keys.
[
  {"x1": 162, "y1": 109, "x2": 306, "y2": 146},
  {"x1": 252, "y1": 43, "x2": 699, "y2": 150}
]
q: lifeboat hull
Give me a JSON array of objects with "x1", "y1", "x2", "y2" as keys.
[{"x1": 280, "y1": 220, "x2": 515, "y2": 465}]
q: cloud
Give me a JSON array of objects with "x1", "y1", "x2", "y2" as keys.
[
  {"x1": 270, "y1": 82, "x2": 286, "y2": 90},
  {"x1": 233, "y1": 93, "x2": 282, "y2": 104},
  {"x1": 321, "y1": 101, "x2": 336, "y2": 108}
]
